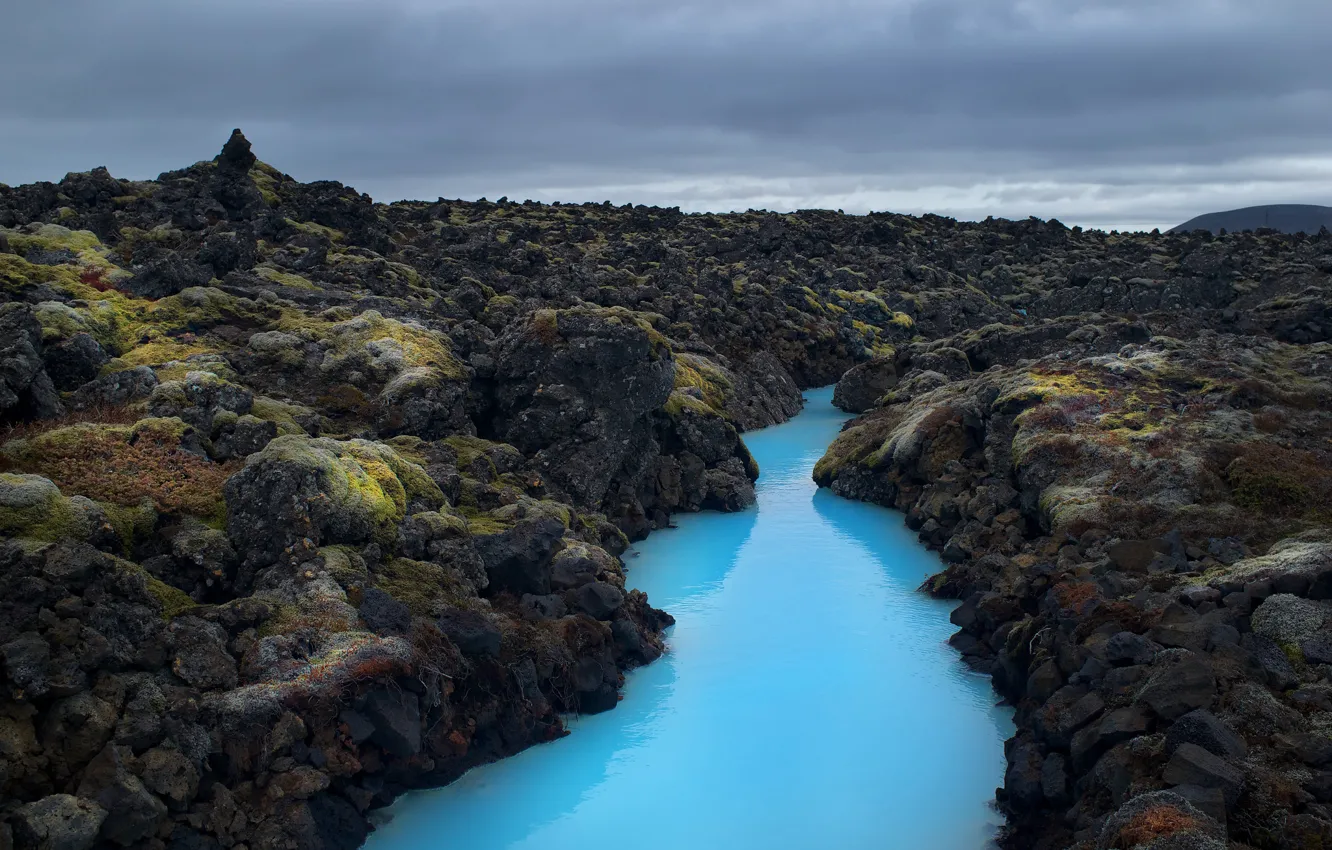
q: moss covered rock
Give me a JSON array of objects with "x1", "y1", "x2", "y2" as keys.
[{"x1": 223, "y1": 435, "x2": 444, "y2": 576}]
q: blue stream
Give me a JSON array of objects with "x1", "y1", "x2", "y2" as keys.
[{"x1": 366, "y1": 386, "x2": 1013, "y2": 850}]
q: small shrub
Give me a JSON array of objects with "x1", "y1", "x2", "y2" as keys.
[
  {"x1": 5, "y1": 421, "x2": 232, "y2": 517},
  {"x1": 1226, "y1": 443, "x2": 1327, "y2": 516},
  {"x1": 0, "y1": 404, "x2": 140, "y2": 444},
  {"x1": 1054, "y1": 582, "x2": 1099, "y2": 610},
  {"x1": 79, "y1": 265, "x2": 121, "y2": 293},
  {"x1": 1114, "y1": 805, "x2": 1200, "y2": 848}
]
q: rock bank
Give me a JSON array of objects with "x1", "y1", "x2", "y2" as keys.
[{"x1": 819, "y1": 281, "x2": 1332, "y2": 848}]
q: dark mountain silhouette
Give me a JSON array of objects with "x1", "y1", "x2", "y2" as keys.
[{"x1": 1171, "y1": 203, "x2": 1332, "y2": 234}]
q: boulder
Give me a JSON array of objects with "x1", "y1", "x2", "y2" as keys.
[
  {"x1": 1163, "y1": 709, "x2": 1247, "y2": 760},
  {"x1": 1105, "y1": 631, "x2": 1162, "y2": 666},
  {"x1": 1251, "y1": 593, "x2": 1331, "y2": 644},
  {"x1": 148, "y1": 370, "x2": 252, "y2": 433},
  {"x1": 1302, "y1": 633, "x2": 1332, "y2": 665},
  {"x1": 138, "y1": 746, "x2": 201, "y2": 810},
  {"x1": 209, "y1": 414, "x2": 277, "y2": 461},
  {"x1": 124, "y1": 253, "x2": 212, "y2": 300},
  {"x1": 43, "y1": 333, "x2": 108, "y2": 392},
  {"x1": 1162, "y1": 743, "x2": 1245, "y2": 806},
  {"x1": 489, "y1": 307, "x2": 676, "y2": 508},
  {"x1": 1070, "y1": 705, "x2": 1151, "y2": 770},
  {"x1": 1107, "y1": 539, "x2": 1168, "y2": 573},
  {"x1": 550, "y1": 542, "x2": 615, "y2": 590},
  {"x1": 75, "y1": 744, "x2": 168, "y2": 846},
  {"x1": 1040, "y1": 753, "x2": 1070, "y2": 806},
  {"x1": 68, "y1": 366, "x2": 158, "y2": 409},
  {"x1": 573, "y1": 581, "x2": 625, "y2": 620},
  {"x1": 167, "y1": 617, "x2": 238, "y2": 691},
  {"x1": 224, "y1": 435, "x2": 443, "y2": 574},
  {"x1": 1005, "y1": 740, "x2": 1045, "y2": 807},
  {"x1": 114, "y1": 679, "x2": 167, "y2": 750},
  {"x1": 1136, "y1": 656, "x2": 1215, "y2": 720},
  {"x1": 832, "y1": 357, "x2": 898, "y2": 413},
  {"x1": 702, "y1": 458, "x2": 757, "y2": 512},
  {"x1": 472, "y1": 515, "x2": 565, "y2": 595},
  {"x1": 0, "y1": 303, "x2": 62, "y2": 421},
  {"x1": 519, "y1": 593, "x2": 567, "y2": 621},
  {"x1": 12, "y1": 795, "x2": 107, "y2": 850},
  {"x1": 40, "y1": 691, "x2": 118, "y2": 777},
  {"x1": 359, "y1": 587, "x2": 411, "y2": 636},
  {"x1": 359, "y1": 688, "x2": 421, "y2": 759},
  {"x1": 436, "y1": 607, "x2": 501, "y2": 658},
  {"x1": 1241, "y1": 633, "x2": 1300, "y2": 690}
]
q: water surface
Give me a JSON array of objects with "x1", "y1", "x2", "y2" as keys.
[{"x1": 368, "y1": 387, "x2": 1013, "y2": 850}]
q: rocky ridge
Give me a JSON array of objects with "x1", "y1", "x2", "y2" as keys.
[
  {"x1": 0, "y1": 128, "x2": 1329, "y2": 849},
  {"x1": 819, "y1": 268, "x2": 1332, "y2": 846}
]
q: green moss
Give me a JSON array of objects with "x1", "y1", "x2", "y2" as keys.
[
  {"x1": 0, "y1": 473, "x2": 82, "y2": 542},
  {"x1": 812, "y1": 416, "x2": 897, "y2": 483},
  {"x1": 290, "y1": 309, "x2": 467, "y2": 382},
  {"x1": 445, "y1": 435, "x2": 504, "y2": 472},
  {"x1": 321, "y1": 545, "x2": 369, "y2": 590},
  {"x1": 672, "y1": 353, "x2": 734, "y2": 414},
  {"x1": 144, "y1": 574, "x2": 198, "y2": 620},
  {"x1": 5, "y1": 224, "x2": 103, "y2": 254},
  {"x1": 1227, "y1": 450, "x2": 1315, "y2": 514},
  {"x1": 250, "y1": 396, "x2": 315, "y2": 436},
  {"x1": 284, "y1": 218, "x2": 345, "y2": 243},
  {"x1": 1281, "y1": 642, "x2": 1307, "y2": 668},
  {"x1": 489, "y1": 497, "x2": 572, "y2": 529},
  {"x1": 663, "y1": 389, "x2": 714, "y2": 418},
  {"x1": 376, "y1": 557, "x2": 475, "y2": 616},
  {"x1": 530, "y1": 308, "x2": 560, "y2": 344},
  {"x1": 253, "y1": 264, "x2": 318, "y2": 291},
  {"x1": 256, "y1": 436, "x2": 444, "y2": 534},
  {"x1": 98, "y1": 498, "x2": 157, "y2": 554},
  {"x1": 458, "y1": 507, "x2": 513, "y2": 536},
  {"x1": 250, "y1": 162, "x2": 283, "y2": 207}
]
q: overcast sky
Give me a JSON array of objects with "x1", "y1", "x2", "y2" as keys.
[{"x1": 3, "y1": 0, "x2": 1330, "y2": 231}]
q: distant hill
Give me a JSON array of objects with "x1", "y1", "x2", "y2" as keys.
[{"x1": 1170, "y1": 204, "x2": 1332, "y2": 235}]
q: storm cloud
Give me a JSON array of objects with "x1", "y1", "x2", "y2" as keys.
[{"x1": 3, "y1": 0, "x2": 1330, "y2": 229}]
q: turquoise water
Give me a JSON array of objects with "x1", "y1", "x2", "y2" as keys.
[{"x1": 367, "y1": 387, "x2": 1013, "y2": 850}]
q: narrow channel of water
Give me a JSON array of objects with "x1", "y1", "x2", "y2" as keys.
[{"x1": 367, "y1": 386, "x2": 1013, "y2": 850}]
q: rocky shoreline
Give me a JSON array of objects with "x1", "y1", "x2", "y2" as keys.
[
  {"x1": 818, "y1": 301, "x2": 1332, "y2": 847},
  {"x1": 1, "y1": 129, "x2": 1329, "y2": 850}
]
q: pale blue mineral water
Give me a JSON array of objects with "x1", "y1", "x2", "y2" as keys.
[{"x1": 367, "y1": 387, "x2": 1013, "y2": 850}]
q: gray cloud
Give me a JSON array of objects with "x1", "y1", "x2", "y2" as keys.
[{"x1": 3, "y1": 0, "x2": 1330, "y2": 229}]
